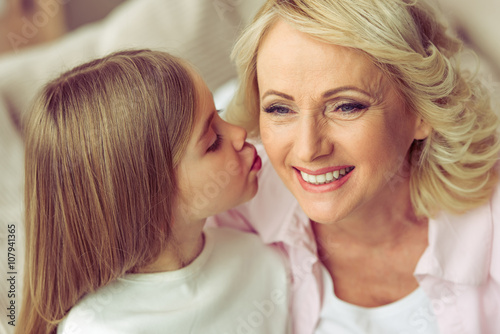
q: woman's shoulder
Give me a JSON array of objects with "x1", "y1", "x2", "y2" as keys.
[
  {"x1": 420, "y1": 176, "x2": 499, "y2": 282},
  {"x1": 489, "y1": 176, "x2": 500, "y2": 279},
  {"x1": 490, "y1": 173, "x2": 500, "y2": 220}
]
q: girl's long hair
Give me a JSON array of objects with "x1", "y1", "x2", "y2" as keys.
[{"x1": 17, "y1": 49, "x2": 197, "y2": 334}]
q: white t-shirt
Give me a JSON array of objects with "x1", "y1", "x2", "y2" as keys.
[
  {"x1": 58, "y1": 227, "x2": 291, "y2": 334},
  {"x1": 315, "y1": 266, "x2": 440, "y2": 334}
]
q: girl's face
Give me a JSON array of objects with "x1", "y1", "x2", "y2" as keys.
[
  {"x1": 256, "y1": 20, "x2": 429, "y2": 224},
  {"x1": 176, "y1": 71, "x2": 262, "y2": 221}
]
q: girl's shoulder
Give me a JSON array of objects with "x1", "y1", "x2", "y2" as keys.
[
  {"x1": 56, "y1": 282, "x2": 129, "y2": 334},
  {"x1": 204, "y1": 226, "x2": 289, "y2": 272},
  {"x1": 58, "y1": 227, "x2": 291, "y2": 334}
]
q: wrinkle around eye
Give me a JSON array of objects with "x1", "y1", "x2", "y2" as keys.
[
  {"x1": 337, "y1": 103, "x2": 366, "y2": 113},
  {"x1": 262, "y1": 104, "x2": 294, "y2": 115},
  {"x1": 324, "y1": 100, "x2": 368, "y2": 121}
]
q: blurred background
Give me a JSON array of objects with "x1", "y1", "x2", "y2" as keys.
[
  {"x1": 0, "y1": 0, "x2": 125, "y2": 54},
  {"x1": 0, "y1": 0, "x2": 498, "y2": 81},
  {"x1": 0, "y1": 0, "x2": 497, "y2": 67}
]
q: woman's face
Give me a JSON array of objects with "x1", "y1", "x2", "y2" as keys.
[
  {"x1": 257, "y1": 20, "x2": 429, "y2": 224},
  {"x1": 176, "y1": 70, "x2": 262, "y2": 222}
]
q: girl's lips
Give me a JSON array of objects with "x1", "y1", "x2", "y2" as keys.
[
  {"x1": 251, "y1": 151, "x2": 262, "y2": 171},
  {"x1": 243, "y1": 142, "x2": 261, "y2": 172}
]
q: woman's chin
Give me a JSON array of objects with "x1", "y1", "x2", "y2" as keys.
[{"x1": 301, "y1": 205, "x2": 347, "y2": 225}]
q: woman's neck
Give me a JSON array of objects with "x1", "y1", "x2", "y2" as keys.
[
  {"x1": 138, "y1": 219, "x2": 206, "y2": 273},
  {"x1": 312, "y1": 178, "x2": 429, "y2": 307}
]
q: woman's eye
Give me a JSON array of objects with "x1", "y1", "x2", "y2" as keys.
[
  {"x1": 263, "y1": 105, "x2": 292, "y2": 115},
  {"x1": 328, "y1": 102, "x2": 368, "y2": 120},
  {"x1": 207, "y1": 134, "x2": 222, "y2": 153},
  {"x1": 335, "y1": 102, "x2": 367, "y2": 113}
]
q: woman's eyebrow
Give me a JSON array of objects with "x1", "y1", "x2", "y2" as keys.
[
  {"x1": 262, "y1": 86, "x2": 373, "y2": 101},
  {"x1": 322, "y1": 86, "x2": 372, "y2": 98},
  {"x1": 261, "y1": 90, "x2": 294, "y2": 101}
]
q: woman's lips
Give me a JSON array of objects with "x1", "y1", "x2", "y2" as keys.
[
  {"x1": 294, "y1": 166, "x2": 355, "y2": 193},
  {"x1": 295, "y1": 165, "x2": 354, "y2": 175}
]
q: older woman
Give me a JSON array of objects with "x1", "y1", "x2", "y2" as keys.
[{"x1": 214, "y1": 0, "x2": 500, "y2": 333}]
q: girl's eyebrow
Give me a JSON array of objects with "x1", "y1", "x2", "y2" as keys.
[{"x1": 197, "y1": 111, "x2": 215, "y2": 143}]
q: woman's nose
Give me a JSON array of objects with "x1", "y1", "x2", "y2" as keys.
[{"x1": 295, "y1": 117, "x2": 333, "y2": 162}]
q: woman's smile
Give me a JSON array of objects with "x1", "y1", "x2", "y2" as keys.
[
  {"x1": 294, "y1": 165, "x2": 355, "y2": 190},
  {"x1": 294, "y1": 166, "x2": 355, "y2": 193}
]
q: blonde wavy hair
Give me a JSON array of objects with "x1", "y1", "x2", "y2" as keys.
[
  {"x1": 227, "y1": 0, "x2": 500, "y2": 217},
  {"x1": 18, "y1": 49, "x2": 197, "y2": 334}
]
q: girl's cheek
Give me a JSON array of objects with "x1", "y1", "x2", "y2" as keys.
[{"x1": 226, "y1": 159, "x2": 243, "y2": 177}]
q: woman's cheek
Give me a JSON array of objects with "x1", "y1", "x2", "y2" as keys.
[
  {"x1": 260, "y1": 121, "x2": 284, "y2": 162},
  {"x1": 260, "y1": 121, "x2": 274, "y2": 145},
  {"x1": 260, "y1": 118, "x2": 290, "y2": 148}
]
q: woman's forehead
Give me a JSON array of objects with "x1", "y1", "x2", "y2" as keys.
[{"x1": 256, "y1": 21, "x2": 392, "y2": 100}]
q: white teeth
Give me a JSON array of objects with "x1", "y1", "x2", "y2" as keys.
[
  {"x1": 300, "y1": 167, "x2": 354, "y2": 185},
  {"x1": 300, "y1": 171, "x2": 308, "y2": 182}
]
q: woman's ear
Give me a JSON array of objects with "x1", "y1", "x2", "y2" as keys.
[{"x1": 414, "y1": 117, "x2": 431, "y2": 140}]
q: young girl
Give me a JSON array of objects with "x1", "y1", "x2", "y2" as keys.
[{"x1": 18, "y1": 49, "x2": 290, "y2": 334}]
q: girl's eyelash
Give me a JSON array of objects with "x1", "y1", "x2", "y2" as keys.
[{"x1": 207, "y1": 134, "x2": 222, "y2": 152}]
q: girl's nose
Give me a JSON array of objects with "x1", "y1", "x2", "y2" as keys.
[{"x1": 228, "y1": 122, "x2": 247, "y2": 151}]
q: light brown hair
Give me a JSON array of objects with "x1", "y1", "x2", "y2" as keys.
[{"x1": 18, "y1": 49, "x2": 197, "y2": 334}]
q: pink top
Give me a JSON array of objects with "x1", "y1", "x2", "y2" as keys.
[{"x1": 208, "y1": 145, "x2": 500, "y2": 334}]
